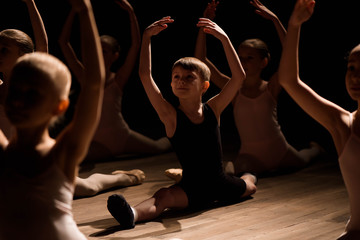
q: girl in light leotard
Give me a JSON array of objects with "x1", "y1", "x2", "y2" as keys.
[{"x1": 279, "y1": 0, "x2": 360, "y2": 238}]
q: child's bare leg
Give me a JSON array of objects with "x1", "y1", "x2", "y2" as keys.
[
  {"x1": 135, "y1": 185, "x2": 188, "y2": 221},
  {"x1": 107, "y1": 185, "x2": 188, "y2": 228},
  {"x1": 280, "y1": 142, "x2": 324, "y2": 170},
  {"x1": 74, "y1": 169, "x2": 145, "y2": 198}
]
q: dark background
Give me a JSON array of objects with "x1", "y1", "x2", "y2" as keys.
[{"x1": 1, "y1": 0, "x2": 358, "y2": 157}]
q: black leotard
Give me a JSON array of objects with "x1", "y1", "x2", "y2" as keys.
[{"x1": 169, "y1": 103, "x2": 246, "y2": 208}]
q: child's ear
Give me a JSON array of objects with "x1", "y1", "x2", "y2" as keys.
[
  {"x1": 203, "y1": 81, "x2": 210, "y2": 91},
  {"x1": 53, "y1": 99, "x2": 70, "y2": 115},
  {"x1": 113, "y1": 52, "x2": 120, "y2": 62},
  {"x1": 261, "y1": 58, "x2": 269, "y2": 69}
]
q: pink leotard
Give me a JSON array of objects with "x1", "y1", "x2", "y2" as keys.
[
  {"x1": 338, "y1": 112, "x2": 360, "y2": 227},
  {"x1": 91, "y1": 80, "x2": 130, "y2": 155},
  {"x1": 232, "y1": 83, "x2": 289, "y2": 169},
  {"x1": 0, "y1": 164, "x2": 86, "y2": 240}
]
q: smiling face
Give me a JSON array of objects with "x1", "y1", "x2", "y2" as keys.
[
  {"x1": 170, "y1": 58, "x2": 210, "y2": 100},
  {"x1": 346, "y1": 45, "x2": 360, "y2": 101},
  {"x1": 171, "y1": 66, "x2": 204, "y2": 99}
]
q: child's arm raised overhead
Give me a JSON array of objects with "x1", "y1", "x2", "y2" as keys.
[
  {"x1": 197, "y1": 18, "x2": 245, "y2": 119},
  {"x1": 251, "y1": 0, "x2": 286, "y2": 45},
  {"x1": 194, "y1": 1, "x2": 230, "y2": 90},
  {"x1": 56, "y1": 0, "x2": 105, "y2": 182},
  {"x1": 138, "y1": 16, "x2": 176, "y2": 136},
  {"x1": 113, "y1": 0, "x2": 141, "y2": 90},
  {"x1": 250, "y1": 0, "x2": 286, "y2": 97},
  {"x1": 278, "y1": 0, "x2": 349, "y2": 143},
  {"x1": 23, "y1": 0, "x2": 48, "y2": 53},
  {"x1": 58, "y1": 8, "x2": 85, "y2": 85}
]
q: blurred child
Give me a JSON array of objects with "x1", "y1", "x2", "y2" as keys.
[
  {"x1": 106, "y1": 16, "x2": 257, "y2": 229},
  {"x1": 278, "y1": 0, "x2": 360, "y2": 238},
  {"x1": 0, "y1": 0, "x2": 105, "y2": 238},
  {"x1": 59, "y1": 0, "x2": 171, "y2": 162},
  {"x1": 0, "y1": 0, "x2": 48, "y2": 139},
  {"x1": 0, "y1": 0, "x2": 145, "y2": 199}
]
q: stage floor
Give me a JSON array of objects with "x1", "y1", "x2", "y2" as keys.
[{"x1": 74, "y1": 148, "x2": 348, "y2": 240}]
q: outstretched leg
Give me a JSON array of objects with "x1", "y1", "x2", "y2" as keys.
[
  {"x1": 279, "y1": 142, "x2": 324, "y2": 171},
  {"x1": 107, "y1": 185, "x2": 188, "y2": 228},
  {"x1": 74, "y1": 169, "x2": 145, "y2": 198}
]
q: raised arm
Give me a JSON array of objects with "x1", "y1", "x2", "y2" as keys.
[
  {"x1": 278, "y1": 0, "x2": 347, "y2": 140},
  {"x1": 113, "y1": 0, "x2": 141, "y2": 90},
  {"x1": 23, "y1": 0, "x2": 48, "y2": 52},
  {"x1": 250, "y1": 0, "x2": 286, "y2": 97},
  {"x1": 58, "y1": 8, "x2": 85, "y2": 85},
  {"x1": 57, "y1": 0, "x2": 105, "y2": 181},
  {"x1": 250, "y1": 0, "x2": 286, "y2": 45},
  {"x1": 194, "y1": 1, "x2": 230, "y2": 90},
  {"x1": 197, "y1": 18, "x2": 245, "y2": 118},
  {"x1": 138, "y1": 17, "x2": 176, "y2": 136}
]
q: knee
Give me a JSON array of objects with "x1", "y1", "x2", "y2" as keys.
[
  {"x1": 153, "y1": 188, "x2": 175, "y2": 205},
  {"x1": 74, "y1": 177, "x2": 101, "y2": 197}
]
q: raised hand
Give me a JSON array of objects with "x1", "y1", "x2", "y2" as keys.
[
  {"x1": 289, "y1": 0, "x2": 315, "y2": 27},
  {"x1": 196, "y1": 18, "x2": 227, "y2": 41},
  {"x1": 203, "y1": 0, "x2": 219, "y2": 20},
  {"x1": 143, "y1": 16, "x2": 174, "y2": 38},
  {"x1": 250, "y1": 0, "x2": 276, "y2": 21}
]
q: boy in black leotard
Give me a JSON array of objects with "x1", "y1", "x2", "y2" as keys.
[{"x1": 107, "y1": 16, "x2": 257, "y2": 229}]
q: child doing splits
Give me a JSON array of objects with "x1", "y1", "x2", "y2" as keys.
[{"x1": 106, "y1": 16, "x2": 257, "y2": 229}]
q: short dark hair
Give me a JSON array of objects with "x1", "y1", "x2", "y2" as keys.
[
  {"x1": 172, "y1": 57, "x2": 210, "y2": 82},
  {"x1": 0, "y1": 29, "x2": 34, "y2": 55}
]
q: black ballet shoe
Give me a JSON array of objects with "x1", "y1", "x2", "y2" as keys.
[{"x1": 107, "y1": 194, "x2": 135, "y2": 229}]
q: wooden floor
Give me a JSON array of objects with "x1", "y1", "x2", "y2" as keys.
[{"x1": 74, "y1": 147, "x2": 349, "y2": 240}]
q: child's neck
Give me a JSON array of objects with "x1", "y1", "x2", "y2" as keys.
[
  {"x1": 14, "y1": 126, "x2": 53, "y2": 149},
  {"x1": 179, "y1": 100, "x2": 204, "y2": 124},
  {"x1": 243, "y1": 74, "x2": 262, "y2": 88}
]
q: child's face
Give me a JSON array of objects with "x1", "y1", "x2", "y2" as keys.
[
  {"x1": 101, "y1": 41, "x2": 119, "y2": 70},
  {"x1": 5, "y1": 73, "x2": 60, "y2": 128},
  {"x1": 0, "y1": 39, "x2": 22, "y2": 75},
  {"x1": 238, "y1": 46, "x2": 267, "y2": 77},
  {"x1": 171, "y1": 66, "x2": 206, "y2": 99},
  {"x1": 346, "y1": 45, "x2": 360, "y2": 101}
]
